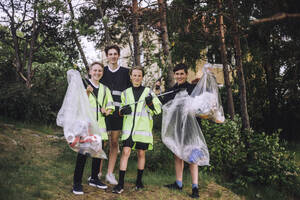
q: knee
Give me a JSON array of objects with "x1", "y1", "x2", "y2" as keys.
[
  {"x1": 137, "y1": 150, "x2": 145, "y2": 159},
  {"x1": 110, "y1": 140, "x2": 119, "y2": 148},
  {"x1": 122, "y1": 148, "x2": 131, "y2": 158}
]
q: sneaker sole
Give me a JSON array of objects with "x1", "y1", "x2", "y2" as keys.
[
  {"x1": 73, "y1": 190, "x2": 84, "y2": 195},
  {"x1": 88, "y1": 182, "x2": 108, "y2": 189},
  {"x1": 112, "y1": 188, "x2": 124, "y2": 194}
]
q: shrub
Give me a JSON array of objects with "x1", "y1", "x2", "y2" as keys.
[
  {"x1": 0, "y1": 63, "x2": 69, "y2": 124},
  {"x1": 244, "y1": 129, "x2": 299, "y2": 191},
  {"x1": 201, "y1": 116, "x2": 300, "y2": 193}
]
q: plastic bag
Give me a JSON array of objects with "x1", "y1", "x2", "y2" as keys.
[
  {"x1": 56, "y1": 69, "x2": 107, "y2": 159},
  {"x1": 162, "y1": 90, "x2": 209, "y2": 166},
  {"x1": 190, "y1": 63, "x2": 225, "y2": 123}
]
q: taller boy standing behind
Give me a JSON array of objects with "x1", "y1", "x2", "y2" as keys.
[{"x1": 100, "y1": 45, "x2": 131, "y2": 185}]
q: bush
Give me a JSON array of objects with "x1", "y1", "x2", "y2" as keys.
[
  {"x1": 201, "y1": 116, "x2": 300, "y2": 193},
  {"x1": 0, "y1": 63, "x2": 69, "y2": 124},
  {"x1": 244, "y1": 129, "x2": 299, "y2": 192},
  {"x1": 201, "y1": 116, "x2": 247, "y2": 177}
]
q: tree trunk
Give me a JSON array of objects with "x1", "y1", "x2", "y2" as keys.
[
  {"x1": 26, "y1": 4, "x2": 39, "y2": 88},
  {"x1": 217, "y1": 0, "x2": 235, "y2": 119},
  {"x1": 93, "y1": 0, "x2": 112, "y2": 46},
  {"x1": 229, "y1": 0, "x2": 250, "y2": 130},
  {"x1": 117, "y1": 6, "x2": 135, "y2": 64},
  {"x1": 11, "y1": 26, "x2": 23, "y2": 79},
  {"x1": 263, "y1": 60, "x2": 278, "y2": 133},
  {"x1": 9, "y1": 10, "x2": 24, "y2": 82},
  {"x1": 132, "y1": 0, "x2": 141, "y2": 66},
  {"x1": 68, "y1": 0, "x2": 89, "y2": 71},
  {"x1": 158, "y1": 0, "x2": 174, "y2": 88}
]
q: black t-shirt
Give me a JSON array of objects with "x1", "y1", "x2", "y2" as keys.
[
  {"x1": 160, "y1": 82, "x2": 195, "y2": 105},
  {"x1": 100, "y1": 66, "x2": 131, "y2": 106},
  {"x1": 82, "y1": 79, "x2": 99, "y2": 96},
  {"x1": 132, "y1": 86, "x2": 145, "y2": 102}
]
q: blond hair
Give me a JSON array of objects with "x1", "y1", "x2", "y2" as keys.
[
  {"x1": 130, "y1": 66, "x2": 144, "y2": 76},
  {"x1": 89, "y1": 62, "x2": 104, "y2": 71}
]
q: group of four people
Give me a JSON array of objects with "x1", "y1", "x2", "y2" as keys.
[{"x1": 72, "y1": 45, "x2": 200, "y2": 198}]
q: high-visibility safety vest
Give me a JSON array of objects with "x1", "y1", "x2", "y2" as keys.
[
  {"x1": 121, "y1": 87, "x2": 161, "y2": 150},
  {"x1": 88, "y1": 83, "x2": 114, "y2": 140}
]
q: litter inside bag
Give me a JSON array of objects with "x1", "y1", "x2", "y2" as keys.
[
  {"x1": 190, "y1": 64, "x2": 225, "y2": 123},
  {"x1": 56, "y1": 69, "x2": 107, "y2": 159},
  {"x1": 162, "y1": 90, "x2": 209, "y2": 166}
]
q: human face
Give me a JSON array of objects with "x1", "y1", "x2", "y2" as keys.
[
  {"x1": 130, "y1": 69, "x2": 143, "y2": 87},
  {"x1": 89, "y1": 64, "x2": 103, "y2": 83},
  {"x1": 107, "y1": 48, "x2": 119, "y2": 66},
  {"x1": 174, "y1": 69, "x2": 187, "y2": 85}
]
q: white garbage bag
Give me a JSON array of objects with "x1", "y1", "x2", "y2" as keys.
[
  {"x1": 190, "y1": 64, "x2": 225, "y2": 123},
  {"x1": 162, "y1": 90, "x2": 209, "y2": 166},
  {"x1": 56, "y1": 69, "x2": 107, "y2": 159}
]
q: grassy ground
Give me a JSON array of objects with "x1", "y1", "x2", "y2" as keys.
[{"x1": 0, "y1": 122, "x2": 242, "y2": 200}]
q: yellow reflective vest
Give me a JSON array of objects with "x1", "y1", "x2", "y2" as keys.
[
  {"x1": 88, "y1": 83, "x2": 114, "y2": 140},
  {"x1": 120, "y1": 87, "x2": 161, "y2": 150}
]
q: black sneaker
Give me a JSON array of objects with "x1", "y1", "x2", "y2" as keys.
[
  {"x1": 112, "y1": 184, "x2": 124, "y2": 194},
  {"x1": 190, "y1": 187, "x2": 199, "y2": 198},
  {"x1": 164, "y1": 182, "x2": 182, "y2": 190},
  {"x1": 72, "y1": 184, "x2": 84, "y2": 195},
  {"x1": 135, "y1": 182, "x2": 144, "y2": 190},
  {"x1": 88, "y1": 178, "x2": 108, "y2": 189}
]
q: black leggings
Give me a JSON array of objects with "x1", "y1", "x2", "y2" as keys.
[{"x1": 73, "y1": 153, "x2": 101, "y2": 185}]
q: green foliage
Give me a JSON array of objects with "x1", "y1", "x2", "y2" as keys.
[
  {"x1": 202, "y1": 116, "x2": 247, "y2": 175},
  {"x1": 201, "y1": 116, "x2": 300, "y2": 195},
  {"x1": 244, "y1": 130, "x2": 299, "y2": 192},
  {"x1": 0, "y1": 62, "x2": 70, "y2": 124},
  {"x1": 168, "y1": 0, "x2": 208, "y2": 69},
  {"x1": 145, "y1": 134, "x2": 174, "y2": 172}
]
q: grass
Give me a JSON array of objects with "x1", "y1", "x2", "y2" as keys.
[
  {"x1": 0, "y1": 121, "x2": 240, "y2": 200},
  {"x1": 1, "y1": 120, "x2": 299, "y2": 200}
]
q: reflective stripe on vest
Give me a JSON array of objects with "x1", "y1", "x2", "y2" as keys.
[
  {"x1": 114, "y1": 102, "x2": 121, "y2": 107},
  {"x1": 122, "y1": 130, "x2": 152, "y2": 137},
  {"x1": 99, "y1": 127, "x2": 106, "y2": 133},
  {"x1": 124, "y1": 90, "x2": 127, "y2": 105},
  {"x1": 112, "y1": 90, "x2": 122, "y2": 96},
  {"x1": 107, "y1": 102, "x2": 114, "y2": 107},
  {"x1": 128, "y1": 110, "x2": 152, "y2": 120}
]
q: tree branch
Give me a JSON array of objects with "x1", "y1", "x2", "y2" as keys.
[
  {"x1": 251, "y1": 12, "x2": 300, "y2": 25},
  {"x1": 0, "y1": 1, "x2": 12, "y2": 19}
]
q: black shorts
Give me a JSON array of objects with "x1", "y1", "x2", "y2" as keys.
[
  {"x1": 122, "y1": 135, "x2": 149, "y2": 150},
  {"x1": 105, "y1": 110, "x2": 123, "y2": 131}
]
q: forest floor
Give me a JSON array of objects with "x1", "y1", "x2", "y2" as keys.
[{"x1": 0, "y1": 122, "x2": 242, "y2": 200}]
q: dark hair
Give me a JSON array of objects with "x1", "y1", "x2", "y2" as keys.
[
  {"x1": 130, "y1": 66, "x2": 144, "y2": 76},
  {"x1": 173, "y1": 63, "x2": 188, "y2": 73},
  {"x1": 104, "y1": 45, "x2": 120, "y2": 56},
  {"x1": 89, "y1": 61, "x2": 104, "y2": 71}
]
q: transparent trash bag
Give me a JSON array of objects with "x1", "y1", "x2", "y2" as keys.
[
  {"x1": 190, "y1": 63, "x2": 225, "y2": 123},
  {"x1": 56, "y1": 69, "x2": 107, "y2": 159},
  {"x1": 162, "y1": 90, "x2": 209, "y2": 166}
]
